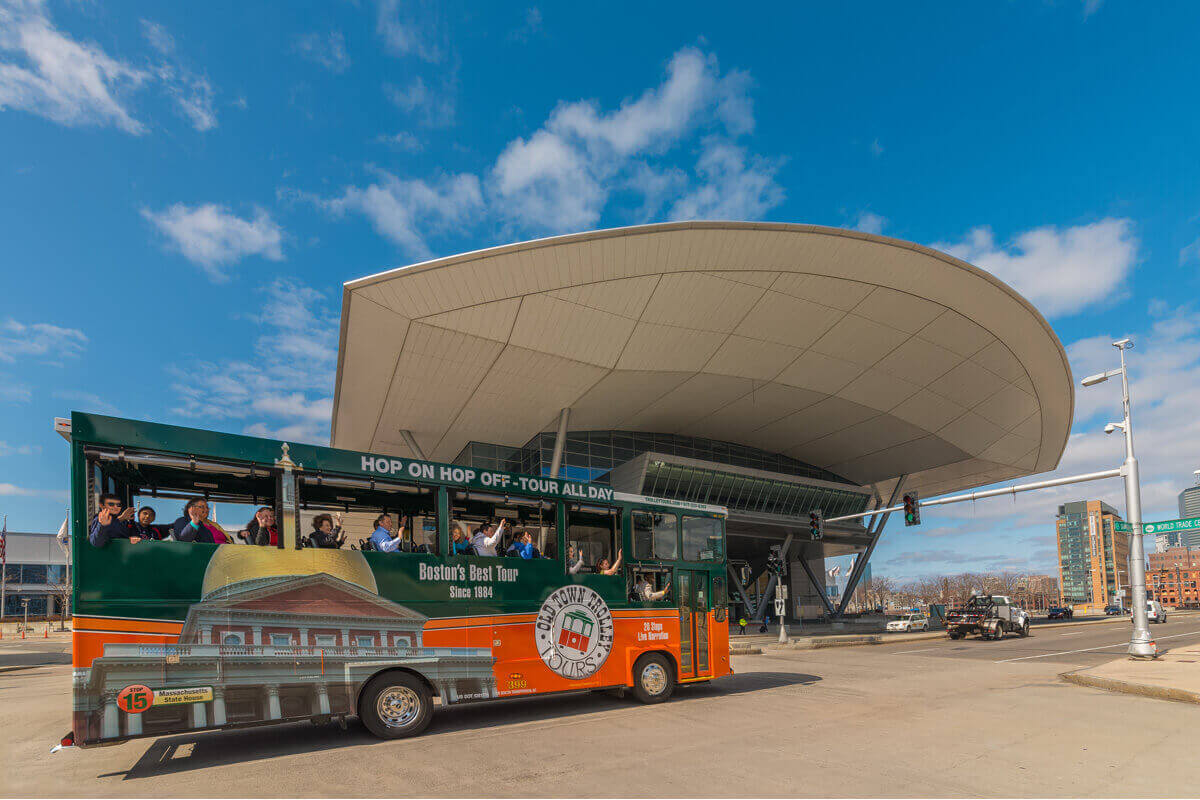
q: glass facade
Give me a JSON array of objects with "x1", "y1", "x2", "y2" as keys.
[
  {"x1": 456, "y1": 430, "x2": 857, "y2": 487},
  {"x1": 642, "y1": 461, "x2": 869, "y2": 519},
  {"x1": 454, "y1": 430, "x2": 869, "y2": 522},
  {"x1": 1056, "y1": 510, "x2": 1091, "y2": 604}
]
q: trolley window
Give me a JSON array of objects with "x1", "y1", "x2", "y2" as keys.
[
  {"x1": 682, "y1": 515, "x2": 723, "y2": 561},
  {"x1": 632, "y1": 511, "x2": 678, "y2": 561},
  {"x1": 567, "y1": 504, "x2": 619, "y2": 574}
]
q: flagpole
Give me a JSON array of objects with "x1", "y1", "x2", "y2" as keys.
[{"x1": 1, "y1": 514, "x2": 8, "y2": 624}]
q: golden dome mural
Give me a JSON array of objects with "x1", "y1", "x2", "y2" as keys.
[{"x1": 201, "y1": 546, "x2": 379, "y2": 598}]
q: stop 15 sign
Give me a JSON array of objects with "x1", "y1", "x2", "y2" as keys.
[{"x1": 117, "y1": 684, "x2": 154, "y2": 714}]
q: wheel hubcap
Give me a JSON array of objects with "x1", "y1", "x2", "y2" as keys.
[
  {"x1": 376, "y1": 686, "x2": 421, "y2": 728},
  {"x1": 641, "y1": 663, "x2": 668, "y2": 695}
]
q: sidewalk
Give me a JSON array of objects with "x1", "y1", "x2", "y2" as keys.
[{"x1": 1063, "y1": 639, "x2": 1200, "y2": 705}]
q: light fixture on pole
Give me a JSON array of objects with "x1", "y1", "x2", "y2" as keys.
[{"x1": 1080, "y1": 338, "x2": 1155, "y2": 658}]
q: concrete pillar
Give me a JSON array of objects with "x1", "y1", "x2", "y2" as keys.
[
  {"x1": 191, "y1": 701, "x2": 207, "y2": 729},
  {"x1": 125, "y1": 710, "x2": 143, "y2": 736},
  {"x1": 378, "y1": 629, "x2": 387, "y2": 648},
  {"x1": 316, "y1": 683, "x2": 330, "y2": 715},
  {"x1": 211, "y1": 687, "x2": 227, "y2": 726},
  {"x1": 200, "y1": 624, "x2": 213, "y2": 645},
  {"x1": 298, "y1": 627, "x2": 308, "y2": 647},
  {"x1": 101, "y1": 692, "x2": 120, "y2": 739},
  {"x1": 266, "y1": 685, "x2": 281, "y2": 720},
  {"x1": 341, "y1": 628, "x2": 351, "y2": 647},
  {"x1": 251, "y1": 625, "x2": 263, "y2": 646}
]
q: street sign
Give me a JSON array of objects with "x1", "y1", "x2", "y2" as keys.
[
  {"x1": 774, "y1": 599, "x2": 785, "y2": 616},
  {"x1": 1142, "y1": 517, "x2": 1200, "y2": 534},
  {"x1": 1114, "y1": 521, "x2": 1133, "y2": 533}
]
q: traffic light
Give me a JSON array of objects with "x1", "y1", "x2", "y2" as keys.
[
  {"x1": 902, "y1": 491, "x2": 921, "y2": 527},
  {"x1": 809, "y1": 508, "x2": 824, "y2": 540}
]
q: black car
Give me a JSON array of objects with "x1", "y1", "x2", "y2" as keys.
[
  {"x1": 1104, "y1": 605, "x2": 1126, "y2": 615},
  {"x1": 1047, "y1": 606, "x2": 1073, "y2": 619}
]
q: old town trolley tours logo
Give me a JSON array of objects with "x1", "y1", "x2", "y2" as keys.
[{"x1": 535, "y1": 585, "x2": 614, "y2": 680}]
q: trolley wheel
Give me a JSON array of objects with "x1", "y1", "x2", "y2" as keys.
[
  {"x1": 631, "y1": 653, "x2": 676, "y2": 704},
  {"x1": 1019, "y1": 620, "x2": 1030, "y2": 637},
  {"x1": 948, "y1": 632, "x2": 962, "y2": 640},
  {"x1": 358, "y1": 671, "x2": 433, "y2": 739}
]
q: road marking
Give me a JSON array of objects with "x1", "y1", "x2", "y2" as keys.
[
  {"x1": 1059, "y1": 632, "x2": 1085, "y2": 637},
  {"x1": 891, "y1": 647, "x2": 944, "y2": 655},
  {"x1": 996, "y1": 629, "x2": 1200, "y2": 663}
]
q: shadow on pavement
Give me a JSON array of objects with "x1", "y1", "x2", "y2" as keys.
[
  {"x1": 0, "y1": 651, "x2": 72, "y2": 668},
  {"x1": 107, "y1": 670, "x2": 821, "y2": 781}
]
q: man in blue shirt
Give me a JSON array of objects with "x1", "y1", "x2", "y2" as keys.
[
  {"x1": 369, "y1": 513, "x2": 405, "y2": 553},
  {"x1": 88, "y1": 493, "x2": 138, "y2": 547}
]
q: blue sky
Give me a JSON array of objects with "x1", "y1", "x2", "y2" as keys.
[{"x1": 2, "y1": 0, "x2": 1199, "y2": 582}]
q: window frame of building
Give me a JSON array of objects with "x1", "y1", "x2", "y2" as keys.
[
  {"x1": 269, "y1": 633, "x2": 293, "y2": 647},
  {"x1": 313, "y1": 634, "x2": 337, "y2": 647},
  {"x1": 356, "y1": 635, "x2": 376, "y2": 648},
  {"x1": 222, "y1": 632, "x2": 244, "y2": 646}
]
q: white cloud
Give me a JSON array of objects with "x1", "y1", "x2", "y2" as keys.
[
  {"x1": 490, "y1": 46, "x2": 777, "y2": 233},
  {"x1": 142, "y1": 203, "x2": 284, "y2": 281},
  {"x1": 668, "y1": 139, "x2": 784, "y2": 221},
  {"x1": 933, "y1": 218, "x2": 1138, "y2": 317},
  {"x1": 853, "y1": 211, "x2": 887, "y2": 235},
  {"x1": 321, "y1": 170, "x2": 482, "y2": 258},
  {"x1": 385, "y1": 76, "x2": 454, "y2": 127},
  {"x1": 870, "y1": 138, "x2": 884, "y2": 157},
  {"x1": 139, "y1": 19, "x2": 174, "y2": 56},
  {"x1": 376, "y1": 131, "x2": 422, "y2": 151},
  {"x1": 375, "y1": 0, "x2": 441, "y2": 62},
  {"x1": 509, "y1": 7, "x2": 543, "y2": 43},
  {"x1": 0, "y1": 441, "x2": 39, "y2": 456},
  {"x1": 0, "y1": 482, "x2": 67, "y2": 500},
  {"x1": 0, "y1": 0, "x2": 149, "y2": 133},
  {"x1": 0, "y1": 318, "x2": 87, "y2": 364},
  {"x1": 53, "y1": 390, "x2": 118, "y2": 415},
  {"x1": 294, "y1": 31, "x2": 350, "y2": 74},
  {"x1": 141, "y1": 19, "x2": 216, "y2": 131},
  {"x1": 170, "y1": 279, "x2": 337, "y2": 446},
  {"x1": 1083, "y1": 0, "x2": 1104, "y2": 18},
  {"x1": 0, "y1": 376, "x2": 32, "y2": 403}
]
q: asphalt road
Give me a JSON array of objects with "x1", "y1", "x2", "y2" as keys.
[
  {"x1": 883, "y1": 613, "x2": 1200, "y2": 665},
  {"x1": 4, "y1": 617, "x2": 1200, "y2": 797}
]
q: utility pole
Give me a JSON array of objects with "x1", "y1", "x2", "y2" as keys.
[{"x1": 1081, "y1": 339, "x2": 1155, "y2": 657}]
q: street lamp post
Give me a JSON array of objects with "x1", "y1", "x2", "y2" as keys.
[{"x1": 1081, "y1": 338, "x2": 1155, "y2": 658}]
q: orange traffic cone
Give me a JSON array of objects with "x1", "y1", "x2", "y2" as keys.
[
  {"x1": 44, "y1": 623, "x2": 49, "y2": 638},
  {"x1": 21, "y1": 626, "x2": 26, "y2": 639}
]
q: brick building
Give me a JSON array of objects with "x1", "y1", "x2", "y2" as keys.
[{"x1": 1148, "y1": 547, "x2": 1200, "y2": 609}]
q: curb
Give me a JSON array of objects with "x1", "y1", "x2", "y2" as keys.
[
  {"x1": 729, "y1": 647, "x2": 763, "y2": 656},
  {"x1": 1061, "y1": 670, "x2": 1200, "y2": 706}
]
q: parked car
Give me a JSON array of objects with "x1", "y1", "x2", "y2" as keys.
[
  {"x1": 1104, "y1": 605, "x2": 1125, "y2": 615},
  {"x1": 1047, "y1": 606, "x2": 1073, "y2": 619},
  {"x1": 1141, "y1": 599, "x2": 1167, "y2": 624},
  {"x1": 886, "y1": 613, "x2": 929, "y2": 632}
]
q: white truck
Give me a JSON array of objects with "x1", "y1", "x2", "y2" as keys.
[{"x1": 945, "y1": 594, "x2": 1031, "y2": 640}]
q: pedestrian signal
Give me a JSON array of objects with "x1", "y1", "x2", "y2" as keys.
[
  {"x1": 808, "y1": 509, "x2": 823, "y2": 540},
  {"x1": 902, "y1": 491, "x2": 921, "y2": 527}
]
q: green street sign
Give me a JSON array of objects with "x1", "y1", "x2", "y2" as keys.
[
  {"x1": 1114, "y1": 521, "x2": 1133, "y2": 533},
  {"x1": 1142, "y1": 517, "x2": 1200, "y2": 535}
]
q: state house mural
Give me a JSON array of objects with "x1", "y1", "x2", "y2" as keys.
[{"x1": 74, "y1": 549, "x2": 495, "y2": 742}]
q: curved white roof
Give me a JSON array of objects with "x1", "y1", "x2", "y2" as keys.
[{"x1": 331, "y1": 222, "x2": 1073, "y2": 498}]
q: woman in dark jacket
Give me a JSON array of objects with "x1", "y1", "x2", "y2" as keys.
[
  {"x1": 241, "y1": 506, "x2": 280, "y2": 547},
  {"x1": 308, "y1": 513, "x2": 346, "y2": 549},
  {"x1": 171, "y1": 498, "x2": 232, "y2": 544}
]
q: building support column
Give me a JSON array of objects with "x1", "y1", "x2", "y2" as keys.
[
  {"x1": 316, "y1": 683, "x2": 330, "y2": 715},
  {"x1": 548, "y1": 408, "x2": 571, "y2": 479},
  {"x1": 726, "y1": 564, "x2": 756, "y2": 616},
  {"x1": 836, "y1": 475, "x2": 907, "y2": 617},
  {"x1": 191, "y1": 701, "x2": 207, "y2": 729},
  {"x1": 251, "y1": 625, "x2": 262, "y2": 646},
  {"x1": 200, "y1": 624, "x2": 213, "y2": 645},
  {"x1": 341, "y1": 628, "x2": 351, "y2": 647},
  {"x1": 101, "y1": 691, "x2": 119, "y2": 740},
  {"x1": 796, "y1": 553, "x2": 836, "y2": 616},
  {"x1": 211, "y1": 687, "x2": 227, "y2": 726},
  {"x1": 125, "y1": 710, "x2": 143, "y2": 736},
  {"x1": 297, "y1": 627, "x2": 308, "y2": 647},
  {"x1": 400, "y1": 430, "x2": 427, "y2": 461},
  {"x1": 266, "y1": 685, "x2": 281, "y2": 720}
]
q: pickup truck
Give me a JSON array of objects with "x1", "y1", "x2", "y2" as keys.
[{"x1": 946, "y1": 594, "x2": 1031, "y2": 640}]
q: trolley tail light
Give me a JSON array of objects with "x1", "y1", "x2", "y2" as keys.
[{"x1": 50, "y1": 730, "x2": 74, "y2": 753}]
